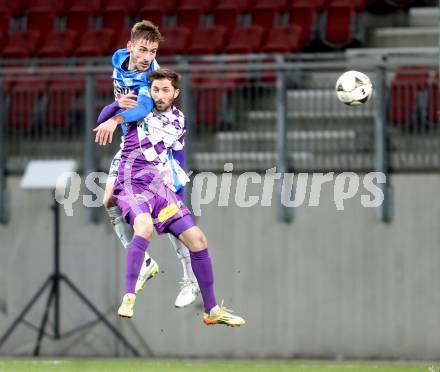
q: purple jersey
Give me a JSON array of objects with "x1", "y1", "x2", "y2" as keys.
[{"x1": 113, "y1": 106, "x2": 191, "y2": 233}]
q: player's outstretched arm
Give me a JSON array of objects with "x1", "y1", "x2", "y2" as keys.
[
  {"x1": 96, "y1": 92, "x2": 138, "y2": 124},
  {"x1": 93, "y1": 93, "x2": 153, "y2": 146},
  {"x1": 118, "y1": 89, "x2": 154, "y2": 123}
]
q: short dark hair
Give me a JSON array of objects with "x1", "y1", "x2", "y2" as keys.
[
  {"x1": 131, "y1": 20, "x2": 164, "y2": 44},
  {"x1": 149, "y1": 69, "x2": 181, "y2": 90}
]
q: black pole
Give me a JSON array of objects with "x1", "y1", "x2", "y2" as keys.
[{"x1": 53, "y1": 190, "x2": 60, "y2": 338}]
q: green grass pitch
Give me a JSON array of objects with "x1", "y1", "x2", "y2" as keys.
[{"x1": 0, "y1": 359, "x2": 436, "y2": 372}]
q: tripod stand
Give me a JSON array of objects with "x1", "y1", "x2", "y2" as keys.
[{"x1": 0, "y1": 189, "x2": 140, "y2": 356}]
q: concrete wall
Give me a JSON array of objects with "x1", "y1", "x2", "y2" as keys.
[{"x1": 1, "y1": 174, "x2": 440, "y2": 359}]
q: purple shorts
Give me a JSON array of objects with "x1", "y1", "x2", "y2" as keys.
[{"x1": 113, "y1": 180, "x2": 193, "y2": 235}]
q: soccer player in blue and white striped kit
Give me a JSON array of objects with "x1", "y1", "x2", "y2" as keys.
[{"x1": 94, "y1": 20, "x2": 199, "y2": 308}]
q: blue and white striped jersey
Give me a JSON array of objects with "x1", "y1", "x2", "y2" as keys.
[{"x1": 111, "y1": 48, "x2": 160, "y2": 135}]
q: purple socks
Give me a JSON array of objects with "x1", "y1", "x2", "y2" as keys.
[
  {"x1": 190, "y1": 248, "x2": 217, "y2": 313},
  {"x1": 125, "y1": 235, "x2": 149, "y2": 294}
]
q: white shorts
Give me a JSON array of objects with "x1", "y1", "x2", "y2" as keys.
[{"x1": 107, "y1": 148, "x2": 122, "y2": 181}]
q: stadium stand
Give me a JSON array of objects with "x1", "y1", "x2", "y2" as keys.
[
  {"x1": 8, "y1": 80, "x2": 48, "y2": 128},
  {"x1": 261, "y1": 25, "x2": 303, "y2": 53},
  {"x1": 65, "y1": 0, "x2": 102, "y2": 35},
  {"x1": 390, "y1": 66, "x2": 431, "y2": 126},
  {"x1": 187, "y1": 26, "x2": 228, "y2": 55},
  {"x1": 101, "y1": 3, "x2": 131, "y2": 30},
  {"x1": 159, "y1": 27, "x2": 191, "y2": 55},
  {"x1": 224, "y1": 25, "x2": 265, "y2": 54},
  {"x1": 115, "y1": 29, "x2": 131, "y2": 50},
  {"x1": 0, "y1": 0, "x2": 436, "y2": 161},
  {"x1": 2, "y1": 31, "x2": 40, "y2": 58},
  {"x1": 46, "y1": 78, "x2": 85, "y2": 128},
  {"x1": 74, "y1": 29, "x2": 114, "y2": 57},
  {"x1": 287, "y1": 0, "x2": 323, "y2": 47},
  {"x1": 212, "y1": 0, "x2": 253, "y2": 30},
  {"x1": 321, "y1": 0, "x2": 360, "y2": 49},
  {"x1": 38, "y1": 30, "x2": 78, "y2": 58},
  {"x1": 138, "y1": 0, "x2": 177, "y2": 29},
  {"x1": 250, "y1": 0, "x2": 289, "y2": 31},
  {"x1": 0, "y1": 0, "x2": 25, "y2": 16},
  {"x1": 428, "y1": 72, "x2": 439, "y2": 124}
]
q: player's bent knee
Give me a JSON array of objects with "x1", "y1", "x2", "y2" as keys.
[
  {"x1": 133, "y1": 214, "x2": 154, "y2": 240},
  {"x1": 192, "y1": 231, "x2": 208, "y2": 251}
]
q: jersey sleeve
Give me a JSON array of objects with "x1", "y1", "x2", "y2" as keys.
[
  {"x1": 96, "y1": 100, "x2": 121, "y2": 124},
  {"x1": 119, "y1": 88, "x2": 154, "y2": 123}
]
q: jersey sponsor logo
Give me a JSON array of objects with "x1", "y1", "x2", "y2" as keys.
[
  {"x1": 114, "y1": 83, "x2": 131, "y2": 98},
  {"x1": 158, "y1": 203, "x2": 179, "y2": 222}
]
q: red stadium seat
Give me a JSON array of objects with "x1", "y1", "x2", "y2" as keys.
[
  {"x1": 224, "y1": 26, "x2": 264, "y2": 54},
  {"x1": 261, "y1": 25, "x2": 302, "y2": 53},
  {"x1": 390, "y1": 66, "x2": 430, "y2": 125},
  {"x1": 26, "y1": 10, "x2": 56, "y2": 38},
  {"x1": 348, "y1": 0, "x2": 366, "y2": 11},
  {"x1": 2, "y1": 31, "x2": 41, "y2": 58},
  {"x1": 321, "y1": 1, "x2": 356, "y2": 48},
  {"x1": 215, "y1": 0, "x2": 253, "y2": 10},
  {"x1": 102, "y1": 7, "x2": 129, "y2": 30},
  {"x1": 8, "y1": 80, "x2": 49, "y2": 128},
  {"x1": 38, "y1": 30, "x2": 78, "y2": 58},
  {"x1": 139, "y1": 0, "x2": 176, "y2": 12},
  {"x1": 178, "y1": 0, "x2": 215, "y2": 11},
  {"x1": 68, "y1": 0, "x2": 102, "y2": 13},
  {"x1": 115, "y1": 29, "x2": 131, "y2": 50},
  {"x1": 192, "y1": 68, "x2": 242, "y2": 127},
  {"x1": 328, "y1": 0, "x2": 366, "y2": 11},
  {"x1": 65, "y1": 0, "x2": 101, "y2": 33},
  {"x1": 138, "y1": 4, "x2": 167, "y2": 28},
  {"x1": 74, "y1": 29, "x2": 114, "y2": 57},
  {"x1": 104, "y1": 0, "x2": 139, "y2": 14},
  {"x1": 288, "y1": 2, "x2": 320, "y2": 46},
  {"x1": 159, "y1": 27, "x2": 191, "y2": 55},
  {"x1": 0, "y1": 0, "x2": 26, "y2": 16},
  {"x1": 176, "y1": 0, "x2": 215, "y2": 29},
  {"x1": 291, "y1": 0, "x2": 327, "y2": 9},
  {"x1": 0, "y1": 31, "x2": 5, "y2": 51},
  {"x1": 138, "y1": 0, "x2": 177, "y2": 28},
  {"x1": 428, "y1": 73, "x2": 439, "y2": 124},
  {"x1": 65, "y1": 10, "x2": 93, "y2": 34},
  {"x1": 96, "y1": 74, "x2": 114, "y2": 97},
  {"x1": 176, "y1": 8, "x2": 203, "y2": 30},
  {"x1": 46, "y1": 79, "x2": 85, "y2": 128},
  {"x1": 0, "y1": 10, "x2": 10, "y2": 35},
  {"x1": 251, "y1": 0, "x2": 288, "y2": 30},
  {"x1": 188, "y1": 26, "x2": 227, "y2": 55},
  {"x1": 213, "y1": 0, "x2": 253, "y2": 29},
  {"x1": 26, "y1": 0, "x2": 66, "y2": 13}
]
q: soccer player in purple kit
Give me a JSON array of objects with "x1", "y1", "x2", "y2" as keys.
[
  {"x1": 112, "y1": 69, "x2": 245, "y2": 327},
  {"x1": 94, "y1": 20, "x2": 200, "y2": 308}
]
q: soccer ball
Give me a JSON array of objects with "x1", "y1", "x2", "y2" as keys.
[{"x1": 335, "y1": 70, "x2": 373, "y2": 106}]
